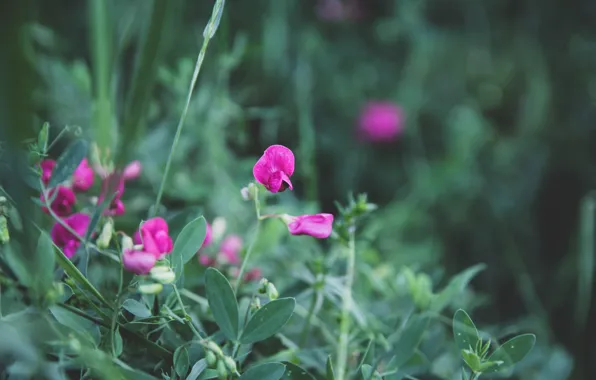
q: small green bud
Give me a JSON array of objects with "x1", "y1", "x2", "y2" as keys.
[
  {"x1": 206, "y1": 351, "x2": 217, "y2": 368},
  {"x1": 138, "y1": 283, "x2": 163, "y2": 294},
  {"x1": 266, "y1": 283, "x2": 279, "y2": 300},
  {"x1": 223, "y1": 356, "x2": 237, "y2": 373},
  {"x1": 258, "y1": 278, "x2": 269, "y2": 294},
  {"x1": 216, "y1": 359, "x2": 228, "y2": 379},
  {"x1": 206, "y1": 341, "x2": 224, "y2": 357},
  {"x1": 250, "y1": 297, "x2": 261, "y2": 312},
  {"x1": 121, "y1": 235, "x2": 134, "y2": 251},
  {"x1": 0, "y1": 215, "x2": 9, "y2": 245},
  {"x1": 37, "y1": 122, "x2": 50, "y2": 154},
  {"x1": 149, "y1": 266, "x2": 176, "y2": 284},
  {"x1": 96, "y1": 219, "x2": 113, "y2": 249}
]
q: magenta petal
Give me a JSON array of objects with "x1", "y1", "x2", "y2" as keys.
[
  {"x1": 123, "y1": 249, "x2": 157, "y2": 275},
  {"x1": 72, "y1": 159, "x2": 95, "y2": 192},
  {"x1": 287, "y1": 213, "x2": 334, "y2": 239},
  {"x1": 123, "y1": 160, "x2": 142, "y2": 180},
  {"x1": 201, "y1": 222, "x2": 212, "y2": 248},
  {"x1": 252, "y1": 144, "x2": 295, "y2": 193},
  {"x1": 266, "y1": 145, "x2": 295, "y2": 177}
]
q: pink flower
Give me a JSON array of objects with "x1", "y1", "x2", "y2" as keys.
[
  {"x1": 133, "y1": 217, "x2": 173, "y2": 259},
  {"x1": 358, "y1": 101, "x2": 404, "y2": 142},
  {"x1": 40, "y1": 160, "x2": 56, "y2": 185},
  {"x1": 218, "y1": 234, "x2": 242, "y2": 265},
  {"x1": 51, "y1": 213, "x2": 90, "y2": 258},
  {"x1": 285, "y1": 213, "x2": 334, "y2": 239},
  {"x1": 123, "y1": 248, "x2": 157, "y2": 275},
  {"x1": 72, "y1": 159, "x2": 95, "y2": 192},
  {"x1": 244, "y1": 268, "x2": 262, "y2": 282},
  {"x1": 202, "y1": 222, "x2": 213, "y2": 248},
  {"x1": 253, "y1": 145, "x2": 295, "y2": 193},
  {"x1": 98, "y1": 174, "x2": 126, "y2": 216},
  {"x1": 199, "y1": 254, "x2": 216, "y2": 267},
  {"x1": 123, "y1": 160, "x2": 142, "y2": 180},
  {"x1": 41, "y1": 186, "x2": 76, "y2": 217}
]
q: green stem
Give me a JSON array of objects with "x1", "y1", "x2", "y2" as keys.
[
  {"x1": 151, "y1": 0, "x2": 226, "y2": 217},
  {"x1": 173, "y1": 284, "x2": 204, "y2": 340},
  {"x1": 110, "y1": 236, "x2": 125, "y2": 357},
  {"x1": 233, "y1": 221, "x2": 260, "y2": 294},
  {"x1": 336, "y1": 232, "x2": 356, "y2": 380}
]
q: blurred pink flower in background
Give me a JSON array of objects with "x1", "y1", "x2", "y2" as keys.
[
  {"x1": 123, "y1": 160, "x2": 142, "y2": 180},
  {"x1": 219, "y1": 234, "x2": 242, "y2": 265},
  {"x1": 98, "y1": 174, "x2": 126, "y2": 216},
  {"x1": 72, "y1": 159, "x2": 95, "y2": 192},
  {"x1": 202, "y1": 222, "x2": 213, "y2": 248},
  {"x1": 253, "y1": 145, "x2": 295, "y2": 193},
  {"x1": 199, "y1": 254, "x2": 216, "y2": 267},
  {"x1": 284, "y1": 213, "x2": 334, "y2": 239},
  {"x1": 133, "y1": 217, "x2": 173, "y2": 259},
  {"x1": 357, "y1": 101, "x2": 404, "y2": 143},
  {"x1": 123, "y1": 248, "x2": 157, "y2": 275},
  {"x1": 316, "y1": 0, "x2": 363, "y2": 21},
  {"x1": 41, "y1": 186, "x2": 76, "y2": 216},
  {"x1": 244, "y1": 268, "x2": 262, "y2": 282},
  {"x1": 51, "y1": 213, "x2": 90, "y2": 258}
]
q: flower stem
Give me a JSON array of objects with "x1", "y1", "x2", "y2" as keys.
[
  {"x1": 151, "y1": 0, "x2": 225, "y2": 217},
  {"x1": 336, "y1": 231, "x2": 356, "y2": 380},
  {"x1": 299, "y1": 289, "x2": 319, "y2": 347},
  {"x1": 172, "y1": 283, "x2": 204, "y2": 340},
  {"x1": 233, "y1": 221, "x2": 260, "y2": 294}
]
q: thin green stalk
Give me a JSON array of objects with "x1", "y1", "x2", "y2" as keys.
[
  {"x1": 299, "y1": 289, "x2": 319, "y2": 347},
  {"x1": 89, "y1": 0, "x2": 114, "y2": 152},
  {"x1": 336, "y1": 232, "x2": 356, "y2": 380},
  {"x1": 151, "y1": 0, "x2": 226, "y2": 217},
  {"x1": 233, "y1": 221, "x2": 260, "y2": 294},
  {"x1": 110, "y1": 235, "x2": 125, "y2": 357},
  {"x1": 172, "y1": 284, "x2": 204, "y2": 340}
]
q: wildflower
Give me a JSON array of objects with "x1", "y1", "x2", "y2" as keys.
[
  {"x1": 98, "y1": 174, "x2": 126, "y2": 216},
  {"x1": 123, "y1": 247, "x2": 157, "y2": 275},
  {"x1": 218, "y1": 234, "x2": 242, "y2": 265},
  {"x1": 133, "y1": 217, "x2": 173, "y2": 259},
  {"x1": 357, "y1": 101, "x2": 404, "y2": 142},
  {"x1": 123, "y1": 160, "x2": 142, "y2": 180},
  {"x1": 244, "y1": 268, "x2": 262, "y2": 282},
  {"x1": 72, "y1": 158, "x2": 94, "y2": 192},
  {"x1": 202, "y1": 222, "x2": 213, "y2": 248},
  {"x1": 40, "y1": 159, "x2": 56, "y2": 185},
  {"x1": 282, "y1": 213, "x2": 334, "y2": 239},
  {"x1": 41, "y1": 186, "x2": 76, "y2": 217},
  {"x1": 51, "y1": 213, "x2": 90, "y2": 258},
  {"x1": 252, "y1": 145, "x2": 295, "y2": 193},
  {"x1": 199, "y1": 254, "x2": 216, "y2": 267}
]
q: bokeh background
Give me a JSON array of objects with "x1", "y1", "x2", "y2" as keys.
[{"x1": 2, "y1": 0, "x2": 596, "y2": 378}]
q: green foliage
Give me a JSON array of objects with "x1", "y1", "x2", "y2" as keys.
[
  {"x1": 205, "y1": 267, "x2": 239, "y2": 341},
  {"x1": 240, "y1": 297, "x2": 296, "y2": 344}
]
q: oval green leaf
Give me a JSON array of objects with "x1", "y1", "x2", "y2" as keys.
[
  {"x1": 325, "y1": 356, "x2": 335, "y2": 380},
  {"x1": 280, "y1": 362, "x2": 316, "y2": 380},
  {"x1": 485, "y1": 334, "x2": 536, "y2": 373},
  {"x1": 171, "y1": 216, "x2": 207, "y2": 277},
  {"x1": 49, "y1": 139, "x2": 89, "y2": 188},
  {"x1": 239, "y1": 363, "x2": 286, "y2": 380},
  {"x1": 186, "y1": 359, "x2": 207, "y2": 380},
  {"x1": 240, "y1": 298, "x2": 295, "y2": 344},
  {"x1": 453, "y1": 309, "x2": 480, "y2": 352},
  {"x1": 174, "y1": 346, "x2": 190, "y2": 377},
  {"x1": 122, "y1": 299, "x2": 152, "y2": 318},
  {"x1": 392, "y1": 314, "x2": 430, "y2": 368},
  {"x1": 205, "y1": 267, "x2": 239, "y2": 341}
]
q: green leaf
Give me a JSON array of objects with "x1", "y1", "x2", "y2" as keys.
[
  {"x1": 49, "y1": 139, "x2": 89, "y2": 188},
  {"x1": 171, "y1": 216, "x2": 207, "y2": 278},
  {"x1": 361, "y1": 364, "x2": 382, "y2": 380},
  {"x1": 452, "y1": 309, "x2": 480, "y2": 353},
  {"x1": 239, "y1": 363, "x2": 286, "y2": 380},
  {"x1": 174, "y1": 346, "x2": 190, "y2": 377},
  {"x1": 576, "y1": 193, "x2": 595, "y2": 332},
  {"x1": 461, "y1": 350, "x2": 482, "y2": 372},
  {"x1": 431, "y1": 264, "x2": 486, "y2": 312},
  {"x1": 122, "y1": 299, "x2": 152, "y2": 318},
  {"x1": 391, "y1": 314, "x2": 430, "y2": 368},
  {"x1": 197, "y1": 369, "x2": 219, "y2": 380},
  {"x1": 240, "y1": 298, "x2": 295, "y2": 344},
  {"x1": 113, "y1": 326, "x2": 123, "y2": 357},
  {"x1": 37, "y1": 122, "x2": 49, "y2": 153},
  {"x1": 33, "y1": 231, "x2": 55, "y2": 294},
  {"x1": 205, "y1": 267, "x2": 239, "y2": 341},
  {"x1": 52, "y1": 240, "x2": 113, "y2": 310},
  {"x1": 326, "y1": 356, "x2": 336, "y2": 380},
  {"x1": 280, "y1": 362, "x2": 316, "y2": 380},
  {"x1": 49, "y1": 305, "x2": 100, "y2": 345},
  {"x1": 485, "y1": 334, "x2": 536, "y2": 373},
  {"x1": 186, "y1": 359, "x2": 207, "y2": 380}
]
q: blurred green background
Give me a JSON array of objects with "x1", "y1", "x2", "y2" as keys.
[{"x1": 2, "y1": 0, "x2": 596, "y2": 378}]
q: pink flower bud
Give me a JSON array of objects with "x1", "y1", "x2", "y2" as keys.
[
  {"x1": 123, "y1": 160, "x2": 142, "y2": 180},
  {"x1": 51, "y1": 213, "x2": 90, "y2": 258},
  {"x1": 284, "y1": 213, "x2": 334, "y2": 239},
  {"x1": 358, "y1": 101, "x2": 404, "y2": 143},
  {"x1": 72, "y1": 159, "x2": 95, "y2": 192},
  {"x1": 252, "y1": 145, "x2": 295, "y2": 193},
  {"x1": 122, "y1": 248, "x2": 157, "y2": 275},
  {"x1": 218, "y1": 234, "x2": 242, "y2": 265},
  {"x1": 40, "y1": 160, "x2": 56, "y2": 185},
  {"x1": 41, "y1": 186, "x2": 76, "y2": 217},
  {"x1": 133, "y1": 217, "x2": 173, "y2": 260},
  {"x1": 199, "y1": 254, "x2": 216, "y2": 267}
]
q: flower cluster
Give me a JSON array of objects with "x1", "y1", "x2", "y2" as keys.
[
  {"x1": 39, "y1": 156, "x2": 141, "y2": 259},
  {"x1": 252, "y1": 145, "x2": 335, "y2": 239}
]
